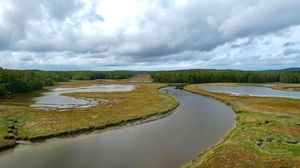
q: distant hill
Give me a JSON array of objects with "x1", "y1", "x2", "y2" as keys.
[
  {"x1": 265, "y1": 67, "x2": 300, "y2": 72},
  {"x1": 155, "y1": 68, "x2": 300, "y2": 73},
  {"x1": 280, "y1": 67, "x2": 300, "y2": 72}
]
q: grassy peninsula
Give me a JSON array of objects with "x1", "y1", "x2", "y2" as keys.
[{"x1": 0, "y1": 78, "x2": 178, "y2": 150}]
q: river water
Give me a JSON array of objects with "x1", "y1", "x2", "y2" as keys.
[{"x1": 0, "y1": 87, "x2": 236, "y2": 168}]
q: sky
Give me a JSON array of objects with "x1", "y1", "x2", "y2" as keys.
[{"x1": 0, "y1": 0, "x2": 300, "y2": 71}]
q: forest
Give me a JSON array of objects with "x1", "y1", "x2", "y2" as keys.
[
  {"x1": 151, "y1": 70, "x2": 300, "y2": 84},
  {"x1": 0, "y1": 69, "x2": 133, "y2": 97},
  {"x1": 2, "y1": 68, "x2": 300, "y2": 98}
]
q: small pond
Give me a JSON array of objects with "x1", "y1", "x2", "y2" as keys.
[
  {"x1": 31, "y1": 85, "x2": 135, "y2": 110},
  {"x1": 200, "y1": 85, "x2": 300, "y2": 99}
]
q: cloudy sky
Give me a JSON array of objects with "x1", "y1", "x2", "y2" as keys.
[{"x1": 0, "y1": 0, "x2": 300, "y2": 70}]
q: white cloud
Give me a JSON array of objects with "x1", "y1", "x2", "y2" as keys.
[
  {"x1": 0, "y1": 0, "x2": 300, "y2": 70},
  {"x1": 219, "y1": 0, "x2": 300, "y2": 38}
]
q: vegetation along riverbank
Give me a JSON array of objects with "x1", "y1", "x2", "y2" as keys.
[{"x1": 184, "y1": 83, "x2": 300, "y2": 168}]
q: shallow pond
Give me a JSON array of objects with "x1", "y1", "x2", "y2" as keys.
[
  {"x1": 0, "y1": 87, "x2": 236, "y2": 168},
  {"x1": 31, "y1": 85, "x2": 135, "y2": 110},
  {"x1": 200, "y1": 85, "x2": 300, "y2": 99}
]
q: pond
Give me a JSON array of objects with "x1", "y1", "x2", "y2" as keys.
[
  {"x1": 31, "y1": 85, "x2": 135, "y2": 110},
  {"x1": 200, "y1": 85, "x2": 300, "y2": 99},
  {"x1": 0, "y1": 87, "x2": 236, "y2": 168}
]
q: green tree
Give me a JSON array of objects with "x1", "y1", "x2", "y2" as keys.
[{"x1": 0, "y1": 84, "x2": 7, "y2": 97}]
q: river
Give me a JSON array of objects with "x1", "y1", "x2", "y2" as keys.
[{"x1": 0, "y1": 87, "x2": 236, "y2": 168}]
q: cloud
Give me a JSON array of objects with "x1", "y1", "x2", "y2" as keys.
[
  {"x1": 43, "y1": 0, "x2": 83, "y2": 20},
  {"x1": 283, "y1": 48, "x2": 300, "y2": 55},
  {"x1": 218, "y1": 0, "x2": 300, "y2": 38},
  {"x1": 0, "y1": 0, "x2": 300, "y2": 70},
  {"x1": 284, "y1": 42, "x2": 298, "y2": 47}
]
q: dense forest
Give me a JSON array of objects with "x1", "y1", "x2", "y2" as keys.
[
  {"x1": 151, "y1": 70, "x2": 300, "y2": 83},
  {"x1": 0, "y1": 69, "x2": 133, "y2": 97}
]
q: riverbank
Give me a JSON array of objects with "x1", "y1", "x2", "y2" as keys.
[
  {"x1": 184, "y1": 83, "x2": 300, "y2": 168},
  {"x1": 271, "y1": 83, "x2": 300, "y2": 92},
  {"x1": 0, "y1": 86, "x2": 237, "y2": 168},
  {"x1": 0, "y1": 79, "x2": 178, "y2": 151}
]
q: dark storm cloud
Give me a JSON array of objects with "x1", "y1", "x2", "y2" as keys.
[
  {"x1": 284, "y1": 42, "x2": 298, "y2": 47},
  {"x1": 283, "y1": 48, "x2": 300, "y2": 55},
  {"x1": 0, "y1": 0, "x2": 300, "y2": 70}
]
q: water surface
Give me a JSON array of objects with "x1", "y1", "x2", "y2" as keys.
[
  {"x1": 0, "y1": 87, "x2": 236, "y2": 168},
  {"x1": 200, "y1": 85, "x2": 300, "y2": 99},
  {"x1": 31, "y1": 85, "x2": 135, "y2": 110}
]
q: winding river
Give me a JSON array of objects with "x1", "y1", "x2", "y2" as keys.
[{"x1": 0, "y1": 87, "x2": 236, "y2": 168}]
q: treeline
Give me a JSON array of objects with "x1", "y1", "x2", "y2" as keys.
[
  {"x1": 151, "y1": 70, "x2": 300, "y2": 84},
  {"x1": 71, "y1": 71, "x2": 133, "y2": 80},
  {"x1": 0, "y1": 69, "x2": 133, "y2": 97}
]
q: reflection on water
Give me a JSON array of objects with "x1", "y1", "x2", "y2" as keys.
[
  {"x1": 200, "y1": 85, "x2": 300, "y2": 99},
  {"x1": 0, "y1": 87, "x2": 236, "y2": 168},
  {"x1": 31, "y1": 85, "x2": 135, "y2": 110}
]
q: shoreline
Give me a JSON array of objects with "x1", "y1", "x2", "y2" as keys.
[
  {"x1": 25, "y1": 103, "x2": 179, "y2": 143},
  {"x1": 0, "y1": 141, "x2": 16, "y2": 152},
  {"x1": 182, "y1": 86, "x2": 240, "y2": 167}
]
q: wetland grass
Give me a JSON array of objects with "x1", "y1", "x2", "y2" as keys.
[{"x1": 185, "y1": 84, "x2": 300, "y2": 168}]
